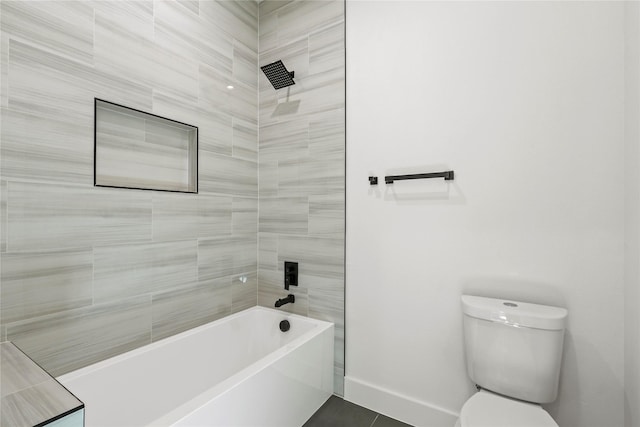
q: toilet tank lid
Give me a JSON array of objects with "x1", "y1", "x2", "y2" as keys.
[{"x1": 461, "y1": 295, "x2": 568, "y2": 331}]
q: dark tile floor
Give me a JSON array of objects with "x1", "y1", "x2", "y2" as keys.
[{"x1": 303, "y1": 396, "x2": 413, "y2": 427}]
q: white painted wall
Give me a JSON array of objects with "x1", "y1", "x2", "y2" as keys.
[
  {"x1": 345, "y1": 2, "x2": 625, "y2": 427},
  {"x1": 624, "y1": 2, "x2": 640, "y2": 426}
]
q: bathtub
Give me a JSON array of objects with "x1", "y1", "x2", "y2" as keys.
[{"x1": 57, "y1": 306, "x2": 334, "y2": 427}]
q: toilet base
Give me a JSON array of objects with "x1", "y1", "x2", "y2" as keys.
[{"x1": 455, "y1": 390, "x2": 558, "y2": 427}]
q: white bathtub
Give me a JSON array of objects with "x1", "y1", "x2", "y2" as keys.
[{"x1": 57, "y1": 306, "x2": 334, "y2": 427}]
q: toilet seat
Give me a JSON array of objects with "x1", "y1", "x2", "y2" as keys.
[{"x1": 458, "y1": 390, "x2": 558, "y2": 427}]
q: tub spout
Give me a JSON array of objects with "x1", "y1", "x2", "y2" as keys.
[{"x1": 275, "y1": 294, "x2": 295, "y2": 307}]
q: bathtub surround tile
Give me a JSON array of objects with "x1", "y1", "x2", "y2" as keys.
[
  {"x1": 278, "y1": 236, "x2": 344, "y2": 280},
  {"x1": 230, "y1": 80, "x2": 259, "y2": 125},
  {"x1": 199, "y1": 64, "x2": 233, "y2": 117},
  {"x1": 258, "y1": 233, "x2": 279, "y2": 271},
  {"x1": 260, "y1": 93, "x2": 303, "y2": 125},
  {"x1": 153, "y1": 193, "x2": 232, "y2": 242},
  {"x1": 309, "y1": 194, "x2": 345, "y2": 237},
  {"x1": 1, "y1": 341, "x2": 52, "y2": 397},
  {"x1": 1, "y1": 0, "x2": 260, "y2": 385},
  {"x1": 151, "y1": 279, "x2": 232, "y2": 341},
  {"x1": 1, "y1": 34, "x2": 8, "y2": 108},
  {"x1": 237, "y1": 0, "x2": 260, "y2": 22},
  {"x1": 1, "y1": 180, "x2": 6, "y2": 252},
  {"x1": 275, "y1": 0, "x2": 344, "y2": 47},
  {"x1": 258, "y1": 93, "x2": 305, "y2": 126},
  {"x1": 309, "y1": 21, "x2": 345, "y2": 75},
  {"x1": 285, "y1": 73, "x2": 345, "y2": 120},
  {"x1": 259, "y1": 161, "x2": 279, "y2": 198},
  {"x1": 259, "y1": 1, "x2": 295, "y2": 19},
  {"x1": 94, "y1": 14, "x2": 198, "y2": 106},
  {"x1": 301, "y1": 62, "x2": 345, "y2": 94},
  {"x1": 1, "y1": 250, "x2": 93, "y2": 324},
  {"x1": 1, "y1": 108, "x2": 93, "y2": 184},
  {"x1": 6, "y1": 296, "x2": 152, "y2": 377},
  {"x1": 232, "y1": 272, "x2": 258, "y2": 313},
  {"x1": 199, "y1": 150, "x2": 258, "y2": 197},
  {"x1": 199, "y1": 0, "x2": 258, "y2": 52},
  {"x1": 199, "y1": 63, "x2": 256, "y2": 126},
  {"x1": 259, "y1": 197, "x2": 309, "y2": 234},
  {"x1": 1, "y1": 343, "x2": 84, "y2": 426},
  {"x1": 1, "y1": 379, "x2": 83, "y2": 427},
  {"x1": 309, "y1": 109, "x2": 345, "y2": 160},
  {"x1": 233, "y1": 40, "x2": 258, "y2": 90},
  {"x1": 94, "y1": 241, "x2": 198, "y2": 303},
  {"x1": 261, "y1": 71, "x2": 344, "y2": 125},
  {"x1": 198, "y1": 234, "x2": 258, "y2": 281},
  {"x1": 257, "y1": 265, "x2": 284, "y2": 290},
  {"x1": 153, "y1": 92, "x2": 233, "y2": 157},
  {"x1": 232, "y1": 118, "x2": 258, "y2": 162},
  {"x1": 258, "y1": 9, "x2": 279, "y2": 55},
  {"x1": 0, "y1": 0, "x2": 345, "y2": 401},
  {"x1": 303, "y1": 274, "x2": 345, "y2": 294},
  {"x1": 92, "y1": 0, "x2": 154, "y2": 40},
  {"x1": 259, "y1": 119, "x2": 309, "y2": 163},
  {"x1": 177, "y1": 0, "x2": 199, "y2": 16},
  {"x1": 7, "y1": 182, "x2": 152, "y2": 251},
  {"x1": 190, "y1": 108, "x2": 234, "y2": 156},
  {"x1": 278, "y1": 156, "x2": 344, "y2": 197},
  {"x1": 155, "y1": 0, "x2": 233, "y2": 76},
  {"x1": 8, "y1": 38, "x2": 152, "y2": 121},
  {"x1": 334, "y1": 371, "x2": 345, "y2": 396},
  {"x1": 258, "y1": 91, "x2": 280, "y2": 127},
  {"x1": 232, "y1": 197, "x2": 258, "y2": 235},
  {"x1": 309, "y1": 287, "x2": 345, "y2": 389},
  {"x1": 258, "y1": 0, "x2": 343, "y2": 58},
  {"x1": 0, "y1": 0, "x2": 94, "y2": 65}
]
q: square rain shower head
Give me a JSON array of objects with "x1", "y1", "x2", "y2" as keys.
[{"x1": 261, "y1": 60, "x2": 295, "y2": 90}]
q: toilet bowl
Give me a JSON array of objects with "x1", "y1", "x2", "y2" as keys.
[
  {"x1": 455, "y1": 390, "x2": 558, "y2": 427},
  {"x1": 458, "y1": 295, "x2": 568, "y2": 427}
]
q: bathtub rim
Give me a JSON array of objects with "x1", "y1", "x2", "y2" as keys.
[
  {"x1": 58, "y1": 306, "x2": 332, "y2": 384},
  {"x1": 56, "y1": 306, "x2": 334, "y2": 426}
]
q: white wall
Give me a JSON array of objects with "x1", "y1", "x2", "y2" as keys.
[
  {"x1": 624, "y1": 2, "x2": 640, "y2": 426},
  {"x1": 345, "y1": 2, "x2": 625, "y2": 427}
]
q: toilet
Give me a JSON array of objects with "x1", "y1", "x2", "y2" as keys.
[{"x1": 456, "y1": 295, "x2": 568, "y2": 427}]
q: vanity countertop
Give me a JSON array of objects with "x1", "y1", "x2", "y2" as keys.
[{"x1": 1, "y1": 341, "x2": 84, "y2": 426}]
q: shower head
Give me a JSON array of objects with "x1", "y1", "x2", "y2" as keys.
[{"x1": 261, "y1": 60, "x2": 295, "y2": 90}]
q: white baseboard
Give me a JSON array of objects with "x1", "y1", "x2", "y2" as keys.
[{"x1": 344, "y1": 376, "x2": 459, "y2": 427}]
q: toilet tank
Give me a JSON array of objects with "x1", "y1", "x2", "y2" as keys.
[{"x1": 461, "y1": 295, "x2": 568, "y2": 404}]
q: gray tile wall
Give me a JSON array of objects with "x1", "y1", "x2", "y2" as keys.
[
  {"x1": 0, "y1": 0, "x2": 345, "y2": 397},
  {"x1": 0, "y1": 0, "x2": 259, "y2": 377},
  {"x1": 257, "y1": 0, "x2": 346, "y2": 396}
]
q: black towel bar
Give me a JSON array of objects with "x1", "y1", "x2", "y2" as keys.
[{"x1": 384, "y1": 171, "x2": 454, "y2": 184}]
